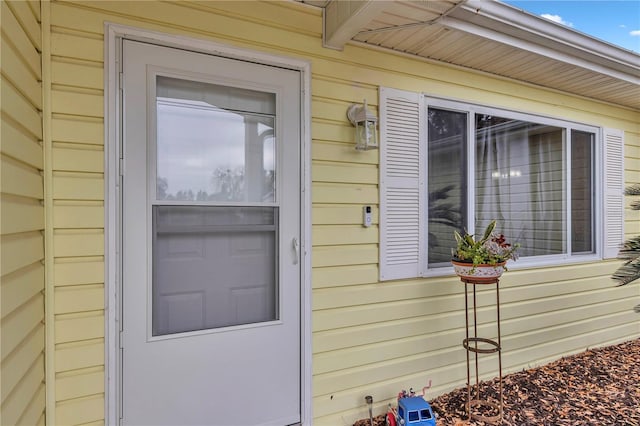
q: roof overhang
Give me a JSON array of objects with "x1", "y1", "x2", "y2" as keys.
[{"x1": 302, "y1": 0, "x2": 640, "y2": 110}]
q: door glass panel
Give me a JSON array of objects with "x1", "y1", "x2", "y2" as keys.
[
  {"x1": 156, "y1": 76, "x2": 276, "y2": 202},
  {"x1": 152, "y1": 206, "x2": 278, "y2": 336}
]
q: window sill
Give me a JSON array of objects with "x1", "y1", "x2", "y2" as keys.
[{"x1": 422, "y1": 253, "x2": 603, "y2": 279}]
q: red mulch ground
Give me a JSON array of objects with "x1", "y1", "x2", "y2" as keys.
[{"x1": 354, "y1": 338, "x2": 640, "y2": 426}]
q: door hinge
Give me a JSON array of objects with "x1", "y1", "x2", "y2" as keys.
[
  {"x1": 119, "y1": 158, "x2": 125, "y2": 176},
  {"x1": 118, "y1": 72, "x2": 124, "y2": 91},
  {"x1": 119, "y1": 330, "x2": 124, "y2": 348}
]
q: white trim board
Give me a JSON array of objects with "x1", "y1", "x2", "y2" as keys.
[{"x1": 104, "y1": 22, "x2": 313, "y2": 425}]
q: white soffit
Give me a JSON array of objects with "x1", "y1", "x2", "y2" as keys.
[{"x1": 300, "y1": 0, "x2": 640, "y2": 110}]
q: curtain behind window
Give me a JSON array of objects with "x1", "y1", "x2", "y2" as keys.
[
  {"x1": 475, "y1": 115, "x2": 565, "y2": 256},
  {"x1": 427, "y1": 108, "x2": 466, "y2": 266}
]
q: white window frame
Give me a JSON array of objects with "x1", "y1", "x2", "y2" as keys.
[{"x1": 379, "y1": 87, "x2": 624, "y2": 280}]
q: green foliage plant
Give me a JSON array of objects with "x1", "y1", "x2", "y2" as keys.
[
  {"x1": 452, "y1": 220, "x2": 520, "y2": 269},
  {"x1": 612, "y1": 184, "x2": 640, "y2": 313}
]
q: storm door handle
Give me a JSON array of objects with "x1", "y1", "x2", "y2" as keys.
[{"x1": 292, "y1": 237, "x2": 300, "y2": 265}]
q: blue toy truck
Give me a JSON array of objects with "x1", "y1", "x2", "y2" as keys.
[{"x1": 385, "y1": 388, "x2": 436, "y2": 426}]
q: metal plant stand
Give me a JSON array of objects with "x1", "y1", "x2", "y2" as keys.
[{"x1": 461, "y1": 276, "x2": 503, "y2": 424}]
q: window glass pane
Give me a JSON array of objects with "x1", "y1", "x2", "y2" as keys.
[
  {"x1": 408, "y1": 411, "x2": 420, "y2": 422},
  {"x1": 420, "y1": 409, "x2": 432, "y2": 419},
  {"x1": 475, "y1": 115, "x2": 566, "y2": 256},
  {"x1": 152, "y1": 206, "x2": 278, "y2": 336},
  {"x1": 571, "y1": 130, "x2": 594, "y2": 253},
  {"x1": 427, "y1": 108, "x2": 466, "y2": 266},
  {"x1": 156, "y1": 76, "x2": 276, "y2": 202}
]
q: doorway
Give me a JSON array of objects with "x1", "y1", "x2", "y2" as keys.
[{"x1": 118, "y1": 39, "x2": 303, "y2": 425}]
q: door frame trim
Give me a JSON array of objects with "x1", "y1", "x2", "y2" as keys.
[{"x1": 104, "y1": 23, "x2": 312, "y2": 424}]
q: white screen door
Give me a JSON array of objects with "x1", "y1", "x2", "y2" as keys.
[{"x1": 121, "y1": 40, "x2": 301, "y2": 425}]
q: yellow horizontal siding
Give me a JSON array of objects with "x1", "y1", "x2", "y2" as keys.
[
  {"x1": 1, "y1": 327, "x2": 44, "y2": 403},
  {"x1": 313, "y1": 312, "x2": 452, "y2": 354},
  {"x1": 625, "y1": 169, "x2": 640, "y2": 184},
  {"x1": 314, "y1": 325, "x2": 639, "y2": 424},
  {"x1": 313, "y1": 292, "x2": 460, "y2": 332},
  {"x1": 59, "y1": 0, "x2": 314, "y2": 53},
  {"x1": 44, "y1": 1, "x2": 640, "y2": 425},
  {"x1": 312, "y1": 98, "x2": 354, "y2": 122},
  {"x1": 312, "y1": 161, "x2": 378, "y2": 184},
  {"x1": 312, "y1": 77, "x2": 378, "y2": 106},
  {"x1": 52, "y1": 116, "x2": 103, "y2": 146},
  {"x1": 313, "y1": 204, "x2": 379, "y2": 225},
  {"x1": 313, "y1": 264, "x2": 380, "y2": 289},
  {"x1": 627, "y1": 139, "x2": 640, "y2": 157},
  {"x1": 505, "y1": 322, "x2": 639, "y2": 372},
  {"x1": 17, "y1": 386, "x2": 46, "y2": 426},
  {"x1": 51, "y1": 59, "x2": 103, "y2": 90},
  {"x1": 1, "y1": 155, "x2": 43, "y2": 199},
  {"x1": 1, "y1": 264, "x2": 44, "y2": 319},
  {"x1": 55, "y1": 367, "x2": 104, "y2": 401},
  {"x1": 55, "y1": 311, "x2": 104, "y2": 344},
  {"x1": 1, "y1": 2, "x2": 41, "y2": 79},
  {"x1": 53, "y1": 229, "x2": 103, "y2": 257},
  {"x1": 1, "y1": 194, "x2": 44, "y2": 234},
  {"x1": 56, "y1": 394, "x2": 104, "y2": 425},
  {"x1": 1, "y1": 34, "x2": 42, "y2": 109},
  {"x1": 312, "y1": 140, "x2": 378, "y2": 164},
  {"x1": 1, "y1": 117, "x2": 43, "y2": 169},
  {"x1": 312, "y1": 182, "x2": 378, "y2": 204},
  {"x1": 55, "y1": 284, "x2": 104, "y2": 315},
  {"x1": 313, "y1": 225, "x2": 378, "y2": 246},
  {"x1": 314, "y1": 326, "x2": 462, "y2": 375},
  {"x1": 1, "y1": 78, "x2": 42, "y2": 137},
  {"x1": 54, "y1": 258, "x2": 104, "y2": 287},
  {"x1": 51, "y1": 30, "x2": 103, "y2": 62},
  {"x1": 313, "y1": 244, "x2": 378, "y2": 268},
  {"x1": 53, "y1": 202, "x2": 104, "y2": 229},
  {"x1": 315, "y1": 297, "x2": 635, "y2": 387},
  {"x1": 175, "y1": 0, "x2": 321, "y2": 36},
  {"x1": 5, "y1": 0, "x2": 41, "y2": 51},
  {"x1": 312, "y1": 121, "x2": 359, "y2": 144},
  {"x1": 1, "y1": 293, "x2": 44, "y2": 360},
  {"x1": 1, "y1": 231, "x2": 43, "y2": 276},
  {"x1": 51, "y1": 87, "x2": 103, "y2": 118},
  {"x1": 0, "y1": 2, "x2": 45, "y2": 424},
  {"x1": 1, "y1": 353, "x2": 45, "y2": 426},
  {"x1": 55, "y1": 339, "x2": 104, "y2": 373},
  {"x1": 52, "y1": 172, "x2": 104, "y2": 200},
  {"x1": 314, "y1": 347, "x2": 460, "y2": 398},
  {"x1": 53, "y1": 143, "x2": 103, "y2": 173}
]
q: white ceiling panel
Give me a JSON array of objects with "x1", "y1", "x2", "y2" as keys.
[{"x1": 298, "y1": 0, "x2": 640, "y2": 110}]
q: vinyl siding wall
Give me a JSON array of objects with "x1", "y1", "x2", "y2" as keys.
[
  {"x1": 0, "y1": 1, "x2": 46, "y2": 425},
  {"x1": 40, "y1": 1, "x2": 640, "y2": 425}
]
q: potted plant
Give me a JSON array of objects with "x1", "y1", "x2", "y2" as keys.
[{"x1": 451, "y1": 220, "x2": 519, "y2": 282}]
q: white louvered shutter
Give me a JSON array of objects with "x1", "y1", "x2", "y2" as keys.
[
  {"x1": 603, "y1": 128, "x2": 624, "y2": 259},
  {"x1": 379, "y1": 87, "x2": 425, "y2": 280}
]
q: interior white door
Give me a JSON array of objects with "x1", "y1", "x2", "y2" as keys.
[{"x1": 121, "y1": 40, "x2": 301, "y2": 425}]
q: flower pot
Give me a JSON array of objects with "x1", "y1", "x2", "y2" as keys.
[{"x1": 451, "y1": 260, "x2": 506, "y2": 283}]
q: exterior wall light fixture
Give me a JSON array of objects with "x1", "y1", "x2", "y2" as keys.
[{"x1": 347, "y1": 99, "x2": 378, "y2": 151}]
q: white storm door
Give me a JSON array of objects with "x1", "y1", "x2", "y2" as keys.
[{"x1": 121, "y1": 40, "x2": 301, "y2": 426}]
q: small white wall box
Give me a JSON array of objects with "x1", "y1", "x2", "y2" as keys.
[{"x1": 363, "y1": 205, "x2": 373, "y2": 227}]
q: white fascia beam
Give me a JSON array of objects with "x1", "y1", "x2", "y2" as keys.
[
  {"x1": 466, "y1": 0, "x2": 640, "y2": 70},
  {"x1": 460, "y1": 0, "x2": 640, "y2": 79},
  {"x1": 440, "y1": 15, "x2": 640, "y2": 86},
  {"x1": 323, "y1": 0, "x2": 389, "y2": 50}
]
